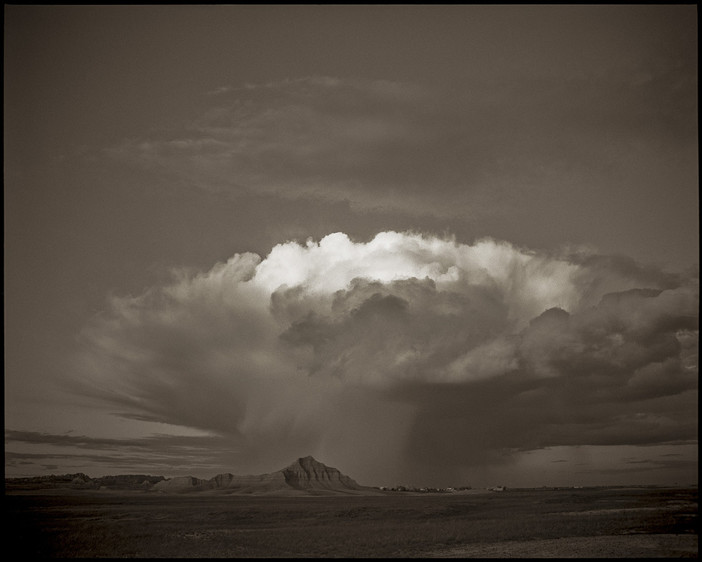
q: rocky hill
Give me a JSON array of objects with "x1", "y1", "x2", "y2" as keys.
[
  {"x1": 282, "y1": 455, "x2": 363, "y2": 492},
  {"x1": 152, "y1": 456, "x2": 371, "y2": 495},
  {"x1": 6, "y1": 456, "x2": 378, "y2": 496}
]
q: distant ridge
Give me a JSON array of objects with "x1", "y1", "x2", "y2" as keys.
[
  {"x1": 6, "y1": 457, "x2": 379, "y2": 496},
  {"x1": 5, "y1": 473, "x2": 165, "y2": 491}
]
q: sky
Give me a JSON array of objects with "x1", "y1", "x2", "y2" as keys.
[{"x1": 4, "y1": 5, "x2": 698, "y2": 488}]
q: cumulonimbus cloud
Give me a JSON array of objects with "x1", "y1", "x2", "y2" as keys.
[{"x1": 73, "y1": 231, "x2": 698, "y2": 483}]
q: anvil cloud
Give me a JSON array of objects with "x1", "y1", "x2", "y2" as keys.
[{"x1": 73, "y1": 231, "x2": 698, "y2": 484}]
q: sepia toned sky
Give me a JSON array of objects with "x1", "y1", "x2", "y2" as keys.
[{"x1": 4, "y1": 5, "x2": 698, "y2": 487}]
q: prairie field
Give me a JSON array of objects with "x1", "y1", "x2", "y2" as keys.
[{"x1": 5, "y1": 486, "x2": 697, "y2": 558}]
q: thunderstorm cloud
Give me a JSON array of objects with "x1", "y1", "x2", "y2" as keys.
[{"x1": 74, "y1": 231, "x2": 698, "y2": 484}]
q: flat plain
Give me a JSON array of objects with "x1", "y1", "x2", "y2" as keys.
[{"x1": 5, "y1": 486, "x2": 697, "y2": 558}]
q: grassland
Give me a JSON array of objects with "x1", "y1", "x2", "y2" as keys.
[{"x1": 5, "y1": 486, "x2": 697, "y2": 557}]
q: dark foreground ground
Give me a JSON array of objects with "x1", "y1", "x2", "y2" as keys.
[{"x1": 5, "y1": 486, "x2": 698, "y2": 558}]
